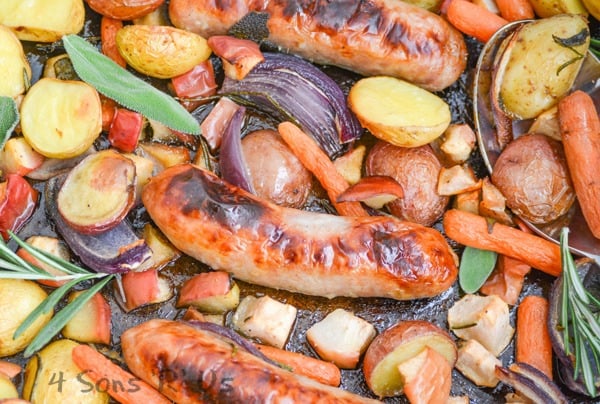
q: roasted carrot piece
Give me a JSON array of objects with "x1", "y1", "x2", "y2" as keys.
[
  {"x1": 278, "y1": 122, "x2": 369, "y2": 216},
  {"x1": 495, "y1": 0, "x2": 535, "y2": 21},
  {"x1": 558, "y1": 90, "x2": 600, "y2": 240},
  {"x1": 516, "y1": 295, "x2": 553, "y2": 379},
  {"x1": 480, "y1": 254, "x2": 531, "y2": 305},
  {"x1": 255, "y1": 344, "x2": 342, "y2": 387},
  {"x1": 443, "y1": 209, "x2": 561, "y2": 276},
  {"x1": 72, "y1": 344, "x2": 171, "y2": 404},
  {"x1": 445, "y1": 0, "x2": 509, "y2": 43},
  {"x1": 101, "y1": 17, "x2": 127, "y2": 68}
]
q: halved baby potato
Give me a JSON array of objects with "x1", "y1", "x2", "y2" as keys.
[
  {"x1": 116, "y1": 25, "x2": 212, "y2": 78},
  {"x1": 0, "y1": 25, "x2": 31, "y2": 99},
  {"x1": 348, "y1": 76, "x2": 451, "y2": 147},
  {"x1": 20, "y1": 78, "x2": 102, "y2": 159},
  {"x1": 86, "y1": 0, "x2": 165, "y2": 20},
  {"x1": 362, "y1": 320, "x2": 457, "y2": 398},
  {"x1": 494, "y1": 14, "x2": 589, "y2": 120},
  {"x1": 57, "y1": 149, "x2": 136, "y2": 234},
  {"x1": 0, "y1": 0, "x2": 85, "y2": 42}
]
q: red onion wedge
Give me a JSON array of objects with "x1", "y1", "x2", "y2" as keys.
[
  {"x1": 218, "y1": 104, "x2": 255, "y2": 193},
  {"x1": 45, "y1": 175, "x2": 151, "y2": 274},
  {"x1": 219, "y1": 52, "x2": 362, "y2": 158},
  {"x1": 495, "y1": 362, "x2": 568, "y2": 404}
]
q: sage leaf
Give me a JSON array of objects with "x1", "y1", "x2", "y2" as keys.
[
  {"x1": 459, "y1": 246, "x2": 498, "y2": 294},
  {"x1": 0, "y1": 96, "x2": 19, "y2": 151},
  {"x1": 62, "y1": 34, "x2": 200, "y2": 135}
]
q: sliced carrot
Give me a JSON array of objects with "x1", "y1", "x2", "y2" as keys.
[
  {"x1": 101, "y1": 17, "x2": 127, "y2": 68},
  {"x1": 399, "y1": 347, "x2": 452, "y2": 404},
  {"x1": 480, "y1": 254, "x2": 531, "y2": 305},
  {"x1": 445, "y1": 0, "x2": 509, "y2": 43},
  {"x1": 495, "y1": 0, "x2": 535, "y2": 21},
  {"x1": 278, "y1": 122, "x2": 368, "y2": 216},
  {"x1": 255, "y1": 344, "x2": 342, "y2": 387},
  {"x1": 72, "y1": 344, "x2": 171, "y2": 404},
  {"x1": 558, "y1": 90, "x2": 600, "y2": 240},
  {"x1": 443, "y1": 209, "x2": 561, "y2": 276},
  {"x1": 516, "y1": 295, "x2": 553, "y2": 379}
]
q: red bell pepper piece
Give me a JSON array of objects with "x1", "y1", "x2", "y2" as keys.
[
  {"x1": 0, "y1": 174, "x2": 38, "y2": 240},
  {"x1": 108, "y1": 108, "x2": 144, "y2": 153}
]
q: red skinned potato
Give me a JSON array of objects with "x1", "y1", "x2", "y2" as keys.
[
  {"x1": 242, "y1": 129, "x2": 313, "y2": 208},
  {"x1": 86, "y1": 0, "x2": 165, "y2": 20},
  {"x1": 362, "y1": 320, "x2": 457, "y2": 398},
  {"x1": 366, "y1": 141, "x2": 448, "y2": 226},
  {"x1": 491, "y1": 133, "x2": 575, "y2": 224}
]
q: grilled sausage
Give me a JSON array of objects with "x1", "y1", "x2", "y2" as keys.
[
  {"x1": 122, "y1": 319, "x2": 380, "y2": 403},
  {"x1": 141, "y1": 164, "x2": 458, "y2": 300},
  {"x1": 168, "y1": 0, "x2": 467, "y2": 91}
]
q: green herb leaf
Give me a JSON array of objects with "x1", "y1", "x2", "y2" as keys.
[
  {"x1": 459, "y1": 246, "x2": 498, "y2": 294},
  {"x1": 23, "y1": 274, "x2": 114, "y2": 357},
  {"x1": 0, "y1": 96, "x2": 19, "y2": 151},
  {"x1": 62, "y1": 34, "x2": 200, "y2": 135}
]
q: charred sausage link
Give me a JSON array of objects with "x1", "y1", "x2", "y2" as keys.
[
  {"x1": 141, "y1": 165, "x2": 458, "y2": 300},
  {"x1": 168, "y1": 0, "x2": 467, "y2": 91}
]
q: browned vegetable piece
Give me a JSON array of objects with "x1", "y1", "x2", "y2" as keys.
[
  {"x1": 242, "y1": 129, "x2": 313, "y2": 209},
  {"x1": 85, "y1": 0, "x2": 165, "y2": 20},
  {"x1": 366, "y1": 141, "x2": 448, "y2": 226},
  {"x1": 491, "y1": 133, "x2": 575, "y2": 224},
  {"x1": 57, "y1": 149, "x2": 136, "y2": 234}
]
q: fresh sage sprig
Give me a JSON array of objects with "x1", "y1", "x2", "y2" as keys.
[
  {"x1": 0, "y1": 231, "x2": 114, "y2": 357},
  {"x1": 559, "y1": 227, "x2": 600, "y2": 397},
  {"x1": 61, "y1": 34, "x2": 200, "y2": 135},
  {"x1": 0, "y1": 96, "x2": 19, "y2": 151},
  {"x1": 459, "y1": 246, "x2": 498, "y2": 294}
]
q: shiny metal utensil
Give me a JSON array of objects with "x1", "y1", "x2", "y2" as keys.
[{"x1": 473, "y1": 20, "x2": 600, "y2": 261}]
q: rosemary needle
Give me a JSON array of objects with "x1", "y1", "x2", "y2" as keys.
[{"x1": 0, "y1": 231, "x2": 114, "y2": 356}]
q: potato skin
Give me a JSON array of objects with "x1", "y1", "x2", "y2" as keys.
[
  {"x1": 366, "y1": 141, "x2": 448, "y2": 226},
  {"x1": 86, "y1": 0, "x2": 165, "y2": 20},
  {"x1": 241, "y1": 129, "x2": 312, "y2": 209},
  {"x1": 491, "y1": 133, "x2": 575, "y2": 224}
]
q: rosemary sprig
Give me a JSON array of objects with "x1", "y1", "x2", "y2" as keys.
[
  {"x1": 0, "y1": 231, "x2": 114, "y2": 357},
  {"x1": 559, "y1": 228, "x2": 600, "y2": 397},
  {"x1": 591, "y1": 37, "x2": 600, "y2": 60}
]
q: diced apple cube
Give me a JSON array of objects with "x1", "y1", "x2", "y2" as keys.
[
  {"x1": 333, "y1": 145, "x2": 366, "y2": 185},
  {"x1": 135, "y1": 223, "x2": 180, "y2": 272},
  {"x1": 0, "y1": 361, "x2": 20, "y2": 379},
  {"x1": 0, "y1": 137, "x2": 45, "y2": 176},
  {"x1": 398, "y1": 346, "x2": 452, "y2": 404},
  {"x1": 479, "y1": 177, "x2": 513, "y2": 225},
  {"x1": 123, "y1": 154, "x2": 155, "y2": 205},
  {"x1": 306, "y1": 308, "x2": 376, "y2": 369},
  {"x1": 120, "y1": 269, "x2": 173, "y2": 312},
  {"x1": 439, "y1": 124, "x2": 476, "y2": 164},
  {"x1": 176, "y1": 271, "x2": 240, "y2": 313},
  {"x1": 453, "y1": 189, "x2": 480, "y2": 215},
  {"x1": 16, "y1": 235, "x2": 71, "y2": 288},
  {"x1": 448, "y1": 294, "x2": 514, "y2": 356},
  {"x1": 232, "y1": 295, "x2": 297, "y2": 349},
  {"x1": 437, "y1": 164, "x2": 482, "y2": 196},
  {"x1": 62, "y1": 290, "x2": 111, "y2": 345},
  {"x1": 137, "y1": 142, "x2": 191, "y2": 170},
  {"x1": 455, "y1": 339, "x2": 502, "y2": 388}
]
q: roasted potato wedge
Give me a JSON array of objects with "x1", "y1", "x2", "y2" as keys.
[
  {"x1": 349, "y1": 76, "x2": 451, "y2": 147},
  {"x1": 86, "y1": 0, "x2": 165, "y2": 20},
  {"x1": 116, "y1": 25, "x2": 212, "y2": 78},
  {"x1": 20, "y1": 78, "x2": 102, "y2": 159},
  {"x1": 495, "y1": 14, "x2": 589, "y2": 120},
  {"x1": 529, "y1": 0, "x2": 587, "y2": 17},
  {"x1": 362, "y1": 320, "x2": 457, "y2": 398},
  {"x1": 0, "y1": 25, "x2": 31, "y2": 99},
  {"x1": 0, "y1": 0, "x2": 85, "y2": 42},
  {"x1": 582, "y1": 0, "x2": 600, "y2": 19}
]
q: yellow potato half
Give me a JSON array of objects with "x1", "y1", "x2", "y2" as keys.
[
  {"x1": 0, "y1": 0, "x2": 85, "y2": 42},
  {"x1": 0, "y1": 25, "x2": 31, "y2": 98},
  {"x1": 20, "y1": 78, "x2": 102, "y2": 159},
  {"x1": 349, "y1": 76, "x2": 451, "y2": 148},
  {"x1": 116, "y1": 25, "x2": 212, "y2": 78}
]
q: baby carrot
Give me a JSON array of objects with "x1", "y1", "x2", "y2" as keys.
[
  {"x1": 516, "y1": 295, "x2": 553, "y2": 379},
  {"x1": 558, "y1": 90, "x2": 600, "y2": 240},
  {"x1": 72, "y1": 344, "x2": 171, "y2": 404},
  {"x1": 255, "y1": 344, "x2": 342, "y2": 387},
  {"x1": 495, "y1": 0, "x2": 535, "y2": 21},
  {"x1": 445, "y1": 0, "x2": 509, "y2": 43},
  {"x1": 101, "y1": 17, "x2": 127, "y2": 68},
  {"x1": 278, "y1": 122, "x2": 369, "y2": 216},
  {"x1": 480, "y1": 254, "x2": 531, "y2": 305},
  {"x1": 443, "y1": 209, "x2": 561, "y2": 276}
]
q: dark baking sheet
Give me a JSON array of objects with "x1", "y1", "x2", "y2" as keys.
[{"x1": 8, "y1": 3, "x2": 600, "y2": 403}]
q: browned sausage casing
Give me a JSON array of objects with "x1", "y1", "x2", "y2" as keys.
[
  {"x1": 122, "y1": 319, "x2": 380, "y2": 403},
  {"x1": 168, "y1": 0, "x2": 467, "y2": 91},
  {"x1": 142, "y1": 164, "x2": 458, "y2": 300}
]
